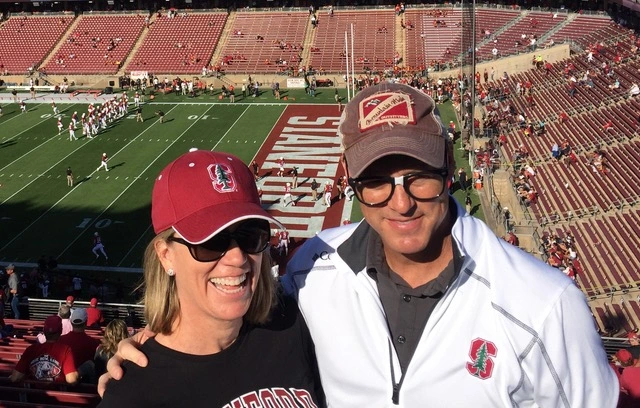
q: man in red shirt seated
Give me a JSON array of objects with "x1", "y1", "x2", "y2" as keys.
[
  {"x1": 58, "y1": 308, "x2": 101, "y2": 383},
  {"x1": 10, "y1": 316, "x2": 78, "y2": 384}
]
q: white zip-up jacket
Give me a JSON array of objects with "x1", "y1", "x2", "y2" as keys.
[{"x1": 283, "y1": 201, "x2": 618, "y2": 408}]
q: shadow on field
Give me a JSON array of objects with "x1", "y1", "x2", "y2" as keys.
[{"x1": 0, "y1": 140, "x2": 17, "y2": 149}]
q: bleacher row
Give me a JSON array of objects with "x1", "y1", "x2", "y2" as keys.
[
  {"x1": 0, "y1": 319, "x2": 101, "y2": 407},
  {"x1": 0, "y1": 8, "x2": 623, "y2": 75},
  {"x1": 472, "y1": 21, "x2": 640, "y2": 335}
]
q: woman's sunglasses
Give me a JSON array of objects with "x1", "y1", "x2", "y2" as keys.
[{"x1": 168, "y1": 219, "x2": 271, "y2": 262}]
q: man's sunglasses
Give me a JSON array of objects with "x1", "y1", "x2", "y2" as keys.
[{"x1": 168, "y1": 219, "x2": 271, "y2": 262}]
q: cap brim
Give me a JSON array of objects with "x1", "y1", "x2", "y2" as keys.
[
  {"x1": 346, "y1": 131, "x2": 446, "y2": 178},
  {"x1": 173, "y1": 201, "x2": 283, "y2": 244}
]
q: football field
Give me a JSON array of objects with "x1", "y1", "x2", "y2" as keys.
[
  {"x1": 0, "y1": 90, "x2": 466, "y2": 274},
  {"x1": 0, "y1": 93, "x2": 351, "y2": 271}
]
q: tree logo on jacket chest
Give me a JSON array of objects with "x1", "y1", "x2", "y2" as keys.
[{"x1": 466, "y1": 338, "x2": 497, "y2": 379}]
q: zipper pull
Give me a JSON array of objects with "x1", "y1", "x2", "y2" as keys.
[{"x1": 392, "y1": 384, "x2": 400, "y2": 405}]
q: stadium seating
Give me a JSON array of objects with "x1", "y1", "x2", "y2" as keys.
[
  {"x1": 217, "y1": 11, "x2": 308, "y2": 74},
  {"x1": 475, "y1": 11, "x2": 566, "y2": 61},
  {"x1": 126, "y1": 12, "x2": 227, "y2": 74},
  {"x1": 0, "y1": 15, "x2": 73, "y2": 75},
  {"x1": 308, "y1": 10, "x2": 395, "y2": 74},
  {"x1": 42, "y1": 14, "x2": 145, "y2": 75}
]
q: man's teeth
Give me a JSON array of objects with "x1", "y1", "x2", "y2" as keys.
[{"x1": 209, "y1": 273, "x2": 247, "y2": 286}]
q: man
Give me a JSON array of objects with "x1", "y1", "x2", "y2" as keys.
[
  {"x1": 6, "y1": 264, "x2": 20, "y2": 319},
  {"x1": 10, "y1": 315, "x2": 79, "y2": 384},
  {"x1": 68, "y1": 122, "x2": 77, "y2": 141},
  {"x1": 92, "y1": 232, "x2": 109, "y2": 260},
  {"x1": 155, "y1": 110, "x2": 165, "y2": 123},
  {"x1": 101, "y1": 83, "x2": 618, "y2": 406},
  {"x1": 136, "y1": 106, "x2": 143, "y2": 123},
  {"x1": 58, "y1": 308, "x2": 101, "y2": 383},
  {"x1": 282, "y1": 182, "x2": 295, "y2": 207},
  {"x1": 322, "y1": 180, "x2": 332, "y2": 207},
  {"x1": 251, "y1": 159, "x2": 260, "y2": 181},
  {"x1": 97, "y1": 152, "x2": 109, "y2": 172},
  {"x1": 625, "y1": 331, "x2": 640, "y2": 360},
  {"x1": 310, "y1": 178, "x2": 319, "y2": 201},
  {"x1": 66, "y1": 166, "x2": 73, "y2": 187},
  {"x1": 282, "y1": 83, "x2": 617, "y2": 406},
  {"x1": 277, "y1": 229, "x2": 290, "y2": 256},
  {"x1": 86, "y1": 297, "x2": 104, "y2": 328}
]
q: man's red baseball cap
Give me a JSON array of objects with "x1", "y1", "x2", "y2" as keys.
[{"x1": 152, "y1": 149, "x2": 282, "y2": 244}]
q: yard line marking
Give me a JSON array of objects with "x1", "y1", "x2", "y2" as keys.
[
  {"x1": 0, "y1": 104, "x2": 80, "y2": 172},
  {"x1": 0, "y1": 105, "x2": 182, "y2": 252},
  {"x1": 211, "y1": 104, "x2": 252, "y2": 150},
  {"x1": 0, "y1": 106, "x2": 133, "y2": 205},
  {"x1": 57, "y1": 104, "x2": 214, "y2": 261}
]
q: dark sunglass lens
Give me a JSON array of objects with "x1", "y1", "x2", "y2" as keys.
[
  {"x1": 195, "y1": 234, "x2": 230, "y2": 261},
  {"x1": 236, "y1": 221, "x2": 270, "y2": 253}
]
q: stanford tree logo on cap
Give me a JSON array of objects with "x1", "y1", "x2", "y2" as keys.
[
  {"x1": 358, "y1": 91, "x2": 416, "y2": 132},
  {"x1": 209, "y1": 163, "x2": 236, "y2": 193}
]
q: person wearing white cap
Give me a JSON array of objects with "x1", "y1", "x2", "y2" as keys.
[
  {"x1": 98, "y1": 149, "x2": 323, "y2": 406},
  {"x1": 59, "y1": 308, "x2": 100, "y2": 383}
]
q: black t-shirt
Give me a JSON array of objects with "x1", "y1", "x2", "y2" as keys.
[{"x1": 99, "y1": 296, "x2": 325, "y2": 407}]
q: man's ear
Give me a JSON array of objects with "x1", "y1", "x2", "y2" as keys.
[
  {"x1": 446, "y1": 141, "x2": 456, "y2": 179},
  {"x1": 341, "y1": 154, "x2": 350, "y2": 178}
]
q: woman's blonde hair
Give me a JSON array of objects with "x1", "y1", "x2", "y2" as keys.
[
  {"x1": 142, "y1": 228, "x2": 277, "y2": 335},
  {"x1": 100, "y1": 319, "x2": 129, "y2": 357}
]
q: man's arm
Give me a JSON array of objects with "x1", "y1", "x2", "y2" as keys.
[
  {"x1": 66, "y1": 371, "x2": 79, "y2": 385},
  {"x1": 9, "y1": 369, "x2": 25, "y2": 382},
  {"x1": 97, "y1": 329, "x2": 152, "y2": 397},
  {"x1": 528, "y1": 284, "x2": 618, "y2": 406}
]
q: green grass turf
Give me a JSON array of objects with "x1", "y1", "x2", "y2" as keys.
[
  {"x1": 0, "y1": 97, "x2": 289, "y2": 271},
  {"x1": 0, "y1": 89, "x2": 485, "y2": 299}
]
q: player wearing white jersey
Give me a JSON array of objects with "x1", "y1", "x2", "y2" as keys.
[
  {"x1": 68, "y1": 122, "x2": 77, "y2": 141},
  {"x1": 97, "y1": 153, "x2": 109, "y2": 172},
  {"x1": 282, "y1": 182, "x2": 295, "y2": 207},
  {"x1": 277, "y1": 229, "x2": 290, "y2": 256},
  {"x1": 57, "y1": 118, "x2": 63, "y2": 134}
]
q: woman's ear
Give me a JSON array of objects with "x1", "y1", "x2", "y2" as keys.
[{"x1": 155, "y1": 238, "x2": 174, "y2": 271}]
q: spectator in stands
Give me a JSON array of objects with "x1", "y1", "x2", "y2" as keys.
[
  {"x1": 86, "y1": 297, "x2": 104, "y2": 328},
  {"x1": 10, "y1": 315, "x2": 79, "y2": 384},
  {"x1": 98, "y1": 150, "x2": 323, "y2": 406},
  {"x1": 94, "y1": 319, "x2": 129, "y2": 380},
  {"x1": 629, "y1": 83, "x2": 640, "y2": 98},
  {"x1": 6, "y1": 264, "x2": 20, "y2": 319},
  {"x1": 625, "y1": 331, "x2": 640, "y2": 360},
  {"x1": 59, "y1": 308, "x2": 100, "y2": 383},
  {"x1": 613, "y1": 349, "x2": 640, "y2": 406},
  {"x1": 66, "y1": 295, "x2": 76, "y2": 313}
]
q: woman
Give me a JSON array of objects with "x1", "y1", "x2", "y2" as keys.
[
  {"x1": 94, "y1": 319, "x2": 129, "y2": 379},
  {"x1": 99, "y1": 149, "x2": 324, "y2": 407}
]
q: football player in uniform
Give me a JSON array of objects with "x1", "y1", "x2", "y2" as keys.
[
  {"x1": 97, "y1": 153, "x2": 109, "y2": 172},
  {"x1": 92, "y1": 232, "x2": 108, "y2": 260}
]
